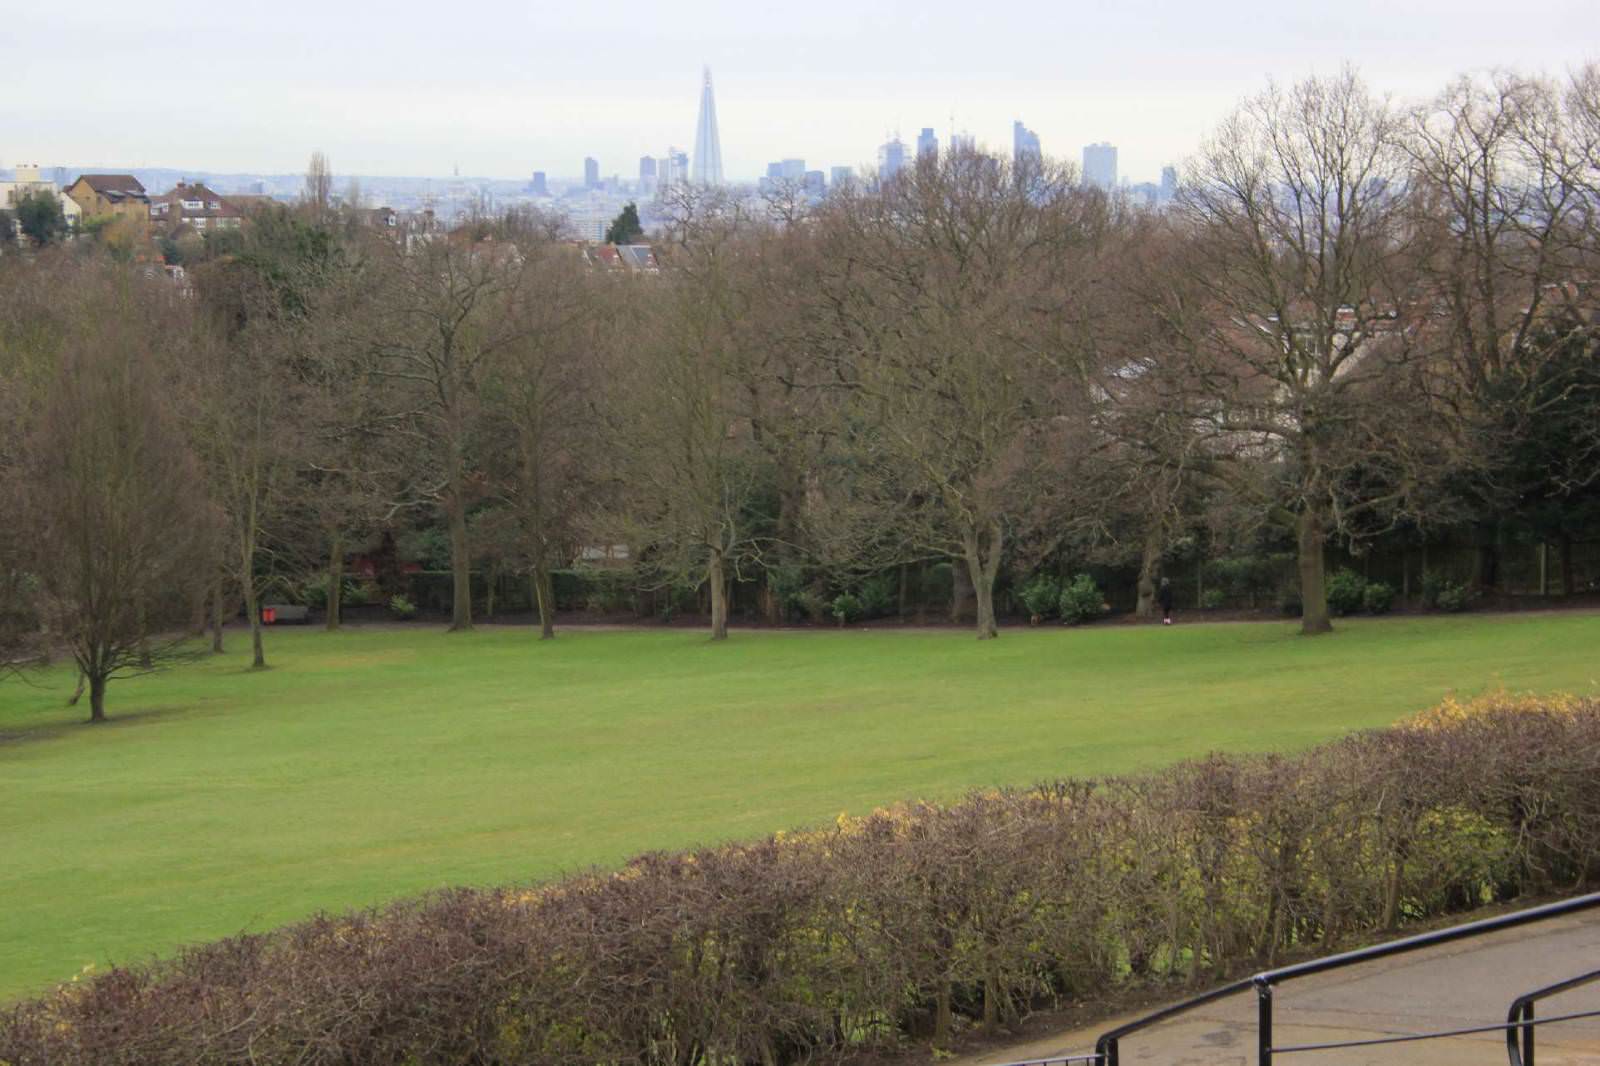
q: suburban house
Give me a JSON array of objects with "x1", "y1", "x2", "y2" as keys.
[
  {"x1": 63, "y1": 173, "x2": 150, "y2": 226},
  {"x1": 149, "y1": 182, "x2": 243, "y2": 232},
  {"x1": 0, "y1": 164, "x2": 82, "y2": 230}
]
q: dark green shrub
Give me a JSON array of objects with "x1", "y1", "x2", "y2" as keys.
[
  {"x1": 1363, "y1": 581, "x2": 1395, "y2": 615},
  {"x1": 1019, "y1": 575, "x2": 1062, "y2": 620},
  {"x1": 1436, "y1": 581, "x2": 1470, "y2": 612},
  {"x1": 387, "y1": 594, "x2": 417, "y2": 620},
  {"x1": 1420, "y1": 570, "x2": 1446, "y2": 609},
  {"x1": 342, "y1": 581, "x2": 375, "y2": 608},
  {"x1": 1201, "y1": 588, "x2": 1225, "y2": 610},
  {"x1": 857, "y1": 575, "x2": 896, "y2": 618},
  {"x1": 1057, "y1": 574, "x2": 1104, "y2": 625},
  {"x1": 830, "y1": 593, "x2": 862, "y2": 625},
  {"x1": 1326, "y1": 569, "x2": 1368, "y2": 616}
]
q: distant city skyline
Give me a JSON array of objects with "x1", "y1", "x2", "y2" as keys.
[{"x1": 4, "y1": 1, "x2": 1595, "y2": 185}]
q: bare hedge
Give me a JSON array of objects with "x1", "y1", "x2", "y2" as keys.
[{"x1": 4, "y1": 693, "x2": 1598, "y2": 1065}]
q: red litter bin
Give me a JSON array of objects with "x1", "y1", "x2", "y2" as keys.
[{"x1": 262, "y1": 607, "x2": 277, "y2": 624}]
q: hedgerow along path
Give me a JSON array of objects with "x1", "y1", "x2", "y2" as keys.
[{"x1": 2, "y1": 612, "x2": 1597, "y2": 1001}]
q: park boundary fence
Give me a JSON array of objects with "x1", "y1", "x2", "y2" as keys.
[{"x1": 992, "y1": 891, "x2": 1600, "y2": 1066}]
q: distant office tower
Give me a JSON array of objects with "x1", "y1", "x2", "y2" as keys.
[
  {"x1": 803, "y1": 170, "x2": 825, "y2": 195},
  {"x1": 917, "y1": 127, "x2": 938, "y2": 160},
  {"x1": 1013, "y1": 120, "x2": 1041, "y2": 162},
  {"x1": 950, "y1": 130, "x2": 976, "y2": 155},
  {"x1": 661, "y1": 148, "x2": 689, "y2": 188},
  {"x1": 692, "y1": 66, "x2": 725, "y2": 186},
  {"x1": 584, "y1": 157, "x2": 600, "y2": 189},
  {"x1": 639, "y1": 156, "x2": 657, "y2": 181},
  {"x1": 878, "y1": 136, "x2": 907, "y2": 180},
  {"x1": 831, "y1": 165, "x2": 855, "y2": 188},
  {"x1": 1083, "y1": 142, "x2": 1118, "y2": 190},
  {"x1": 530, "y1": 171, "x2": 549, "y2": 197},
  {"x1": 779, "y1": 158, "x2": 804, "y2": 180},
  {"x1": 1160, "y1": 164, "x2": 1178, "y2": 201}
]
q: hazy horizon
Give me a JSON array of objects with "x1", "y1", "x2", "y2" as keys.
[{"x1": 6, "y1": 0, "x2": 1596, "y2": 185}]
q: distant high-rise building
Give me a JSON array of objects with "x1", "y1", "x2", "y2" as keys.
[
  {"x1": 1083, "y1": 142, "x2": 1118, "y2": 190},
  {"x1": 1013, "y1": 120, "x2": 1041, "y2": 162},
  {"x1": 1160, "y1": 164, "x2": 1178, "y2": 202},
  {"x1": 584, "y1": 157, "x2": 600, "y2": 189},
  {"x1": 666, "y1": 148, "x2": 688, "y2": 187},
  {"x1": 917, "y1": 127, "x2": 938, "y2": 160},
  {"x1": 639, "y1": 156, "x2": 657, "y2": 181},
  {"x1": 530, "y1": 171, "x2": 549, "y2": 197},
  {"x1": 878, "y1": 136, "x2": 907, "y2": 181},
  {"x1": 802, "y1": 170, "x2": 826, "y2": 195},
  {"x1": 950, "y1": 130, "x2": 976, "y2": 155},
  {"x1": 830, "y1": 166, "x2": 855, "y2": 188},
  {"x1": 692, "y1": 67, "x2": 724, "y2": 186}
]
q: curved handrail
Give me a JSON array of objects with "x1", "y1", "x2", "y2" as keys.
[
  {"x1": 1506, "y1": 966, "x2": 1600, "y2": 1066},
  {"x1": 1089, "y1": 890, "x2": 1600, "y2": 1066}
]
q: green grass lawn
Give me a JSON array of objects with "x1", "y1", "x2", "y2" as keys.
[{"x1": 2, "y1": 613, "x2": 1597, "y2": 1001}]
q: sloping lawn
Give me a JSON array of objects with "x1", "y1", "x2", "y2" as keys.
[{"x1": 2, "y1": 612, "x2": 1596, "y2": 1000}]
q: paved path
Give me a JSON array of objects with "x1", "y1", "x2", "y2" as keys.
[{"x1": 947, "y1": 912, "x2": 1600, "y2": 1066}]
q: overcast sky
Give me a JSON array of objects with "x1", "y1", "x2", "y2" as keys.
[{"x1": 5, "y1": 0, "x2": 1596, "y2": 184}]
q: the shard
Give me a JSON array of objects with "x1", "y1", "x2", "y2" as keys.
[{"x1": 692, "y1": 66, "x2": 724, "y2": 186}]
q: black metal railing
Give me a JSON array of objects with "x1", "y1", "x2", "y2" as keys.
[
  {"x1": 1506, "y1": 966, "x2": 1600, "y2": 1066},
  {"x1": 990, "y1": 890, "x2": 1600, "y2": 1066}
]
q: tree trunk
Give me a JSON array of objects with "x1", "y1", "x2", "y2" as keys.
[
  {"x1": 210, "y1": 580, "x2": 225, "y2": 654},
  {"x1": 950, "y1": 558, "x2": 970, "y2": 625},
  {"x1": 136, "y1": 601, "x2": 153, "y2": 669},
  {"x1": 1560, "y1": 535, "x2": 1575, "y2": 597},
  {"x1": 1135, "y1": 532, "x2": 1161, "y2": 620},
  {"x1": 243, "y1": 579, "x2": 266, "y2": 669},
  {"x1": 447, "y1": 493, "x2": 472, "y2": 632},
  {"x1": 533, "y1": 561, "x2": 555, "y2": 640},
  {"x1": 1297, "y1": 508, "x2": 1332, "y2": 635},
  {"x1": 88, "y1": 672, "x2": 107, "y2": 723},
  {"x1": 708, "y1": 550, "x2": 729, "y2": 641},
  {"x1": 964, "y1": 523, "x2": 1002, "y2": 640},
  {"x1": 897, "y1": 563, "x2": 908, "y2": 622},
  {"x1": 189, "y1": 585, "x2": 207, "y2": 637},
  {"x1": 485, "y1": 564, "x2": 497, "y2": 621},
  {"x1": 325, "y1": 531, "x2": 343, "y2": 631},
  {"x1": 67, "y1": 670, "x2": 85, "y2": 706}
]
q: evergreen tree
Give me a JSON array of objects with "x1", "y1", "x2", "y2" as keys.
[
  {"x1": 604, "y1": 202, "x2": 643, "y2": 245},
  {"x1": 12, "y1": 190, "x2": 67, "y2": 247}
]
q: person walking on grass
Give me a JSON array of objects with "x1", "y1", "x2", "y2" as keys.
[{"x1": 1158, "y1": 577, "x2": 1174, "y2": 625}]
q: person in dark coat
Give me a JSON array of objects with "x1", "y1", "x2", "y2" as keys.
[{"x1": 1158, "y1": 577, "x2": 1174, "y2": 625}]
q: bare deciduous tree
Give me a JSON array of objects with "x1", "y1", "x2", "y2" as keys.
[
  {"x1": 18, "y1": 277, "x2": 207, "y2": 720},
  {"x1": 810, "y1": 151, "x2": 1111, "y2": 638},
  {"x1": 360, "y1": 227, "x2": 529, "y2": 631},
  {"x1": 303, "y1": 151, "x2": 333, "y2": 222},
  {"x1": 1154, "y1": 69, "x2": 1453, "y2": 634},
  {"x1": 482, "y1": 235, "x2": 604, "y2": 639},
  {"x1": 602, "y1": 202, "x2": 774, "y2": 641}
]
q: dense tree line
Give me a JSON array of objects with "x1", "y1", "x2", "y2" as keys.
[{"x1": 2, "y1": 64, "x2": 1598, "y2": 715}]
